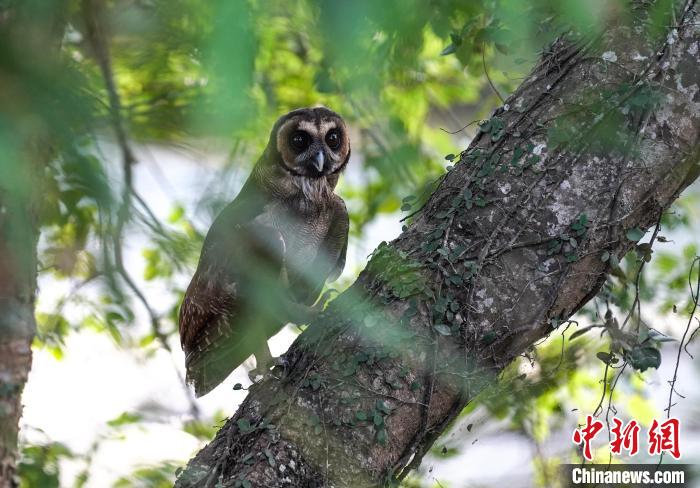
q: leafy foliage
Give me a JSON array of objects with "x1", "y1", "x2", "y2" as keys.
[{"x1": 18, "y1": 442, "x2": 74, "y2": 488}]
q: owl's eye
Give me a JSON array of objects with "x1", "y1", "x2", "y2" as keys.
[
  {"x1": 325, "y1": 129, "x2": 341, "y2": 150},
  {"x1": 290, "y1": 131, "x2": 310, "y2": 151}
]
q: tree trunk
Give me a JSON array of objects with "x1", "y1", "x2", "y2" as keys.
[
  {"x1": 0, "y1": 77, "x2": 42, "y2": 484},
  {"x1": 0, "y1": 4, "x2": 64, "y2": 485},
  {"x1": 177, "y1": 3, "x2": 700, "y2": 487},
  {"x1": 0, "y1": 183, "x2": 38, "y2": 487}
]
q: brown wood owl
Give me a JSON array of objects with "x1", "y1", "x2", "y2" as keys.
[{"x1": 179, "y1": 107, "x2": 351, "y2": 397}]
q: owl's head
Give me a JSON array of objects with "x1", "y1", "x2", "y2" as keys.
[{"x1": 270, "y1": 107, "x2": 351, "y2": 180}]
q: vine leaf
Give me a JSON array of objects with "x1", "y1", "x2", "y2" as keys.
[
  {"x1": 236, "y1": 418, "x2": 252, "y2": 433},
  {"x1": 625, "y1": 345, "x2": 662, "y2": 372},
  {"x1": 434, "y1": 324, "x2": 452, "y2": 336},
  {"x1": 440, "y1": 43, "x2": 457, "y2": 55},
  {"x1": 647, "y1": 329, "x2": 677, "y2": 343},
  {"x1": 570, "y1": 325, "x2": 602, "y2": 341},
  {"x1": 596, "y1": 351, "x2": 618, "y2": 365},
  {"x1": 626, "y1": 227, "x2": 645, "y2": 241}
]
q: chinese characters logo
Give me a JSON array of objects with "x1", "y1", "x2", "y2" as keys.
[{"x1": 572, "y1": 415, "x2": 681, "y2": 461}]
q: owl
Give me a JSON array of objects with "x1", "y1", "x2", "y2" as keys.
[{"x1": 179, "y1": 107, "x2": 351, "y2": 397}]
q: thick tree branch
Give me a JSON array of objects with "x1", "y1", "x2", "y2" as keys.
[
  {"x1": 177, "y1": 3, "x2": 700, "y2": 487},
  {"x1": 0, "y1": 2, "x2": 66, "y2": 484},
  {"x1": 0, "y1": 105, "x2": 40, "y2": 488}
]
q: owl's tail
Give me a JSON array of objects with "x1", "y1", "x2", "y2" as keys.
[{"x1": 184, "y1": 323, "x2": 261, "y2": 397}]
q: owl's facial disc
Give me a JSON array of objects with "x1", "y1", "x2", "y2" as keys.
[
  {"x1": 287, "y1": 125, "x2": 340, "y2": 178},
  {"x1": 275, "y1": 110, "x2": 350, "y2": 180}
]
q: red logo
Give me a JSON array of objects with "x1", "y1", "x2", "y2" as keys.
[
  {"x1": 572, "y1": 416, "x2": 681, "y2": 460},
  {"x1": 572, "y1": 415, "x2": 605, "y2": 461},
  {"x1": 610, "y1": 418, "x2": 640, "y2": 456},
  {"x1": 648, "y1": 418, "x2": 681, "y2": 459}
]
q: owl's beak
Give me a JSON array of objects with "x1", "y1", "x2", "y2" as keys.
[{"x1": 313, "y1": 151, "x2": 325, "y2": 172}]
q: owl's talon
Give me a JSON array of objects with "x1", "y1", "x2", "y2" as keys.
[
  {"x1": 251, "y1": 373, "x2": 265, "y2": 383},
  {"x1": 296, "y1": 289, "x2": 337, "y2": 324},
  {"x1": 248, "y1": 366, "x2": 269, "y2": 383},
  {"x1": 248, "y1": 355, "x2": 289, "y2": 382},
  {"x1": 314, "y1": 289, "x2": 337, "y2": 312}
]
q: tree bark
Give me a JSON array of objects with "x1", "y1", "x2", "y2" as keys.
[
  {"x1": 177, "y1": 3, "x2": 700, "y2": 487},
  {"x1": 0, "y1": 180, "x2": 38, "y2": 487},
  {"x1": 0, "y1": 4, "x2": 61, "y2": 485}
]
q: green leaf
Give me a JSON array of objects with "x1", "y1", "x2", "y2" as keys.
[
  {"x1": 107, "y1": 412, "x2": 142, "y2": 428},
  {"x1": 596, "y1": 351, "x2": 618, "y2": 365},
  {"x1": 511, "y1": 147, "x2": 524, "y2": 165},
  {"x1": 355, "y1": 410, "x2": 367, "y2": 421},
  {"x1": 482, "y1": 331, "x2": 497, "y2": 345},
  {"x1": 264, "y1": 448, "x2": 276, "y2": 467},
  {"x1": 237, "y1": 418, "x2": 252, "y2": 433},
  {"x1": 647, "y1": 329, "x2": 676, "y2": 343},
  {"x1": 434, "y1": 324, "x2": 451, "y2": 336},
  {"x1": 376, "y1": 400, "x2": 392, "y2": 414},
  {"x1": 168, "y1": 205, "x2": 185, "y2": 223},
  {"x1": 478, "y1": 119, "x2": 492, "y2": 133},
  {"x1": 376, "y1": 428, "x2": 388, "y2": 445},
  {"x1": 626, "y1": 227, "x2": 645, "y2": 241},
  {"x1": 565, "y1": 253, "x2": 578, "y2": 263},
  {"x1": 570, "y1": 325, "x2": 598, "y2": 340},
  {"x1": 440, "y1": 43, "x2": 457, "y2": 55},
  {"x1": 626, "y1": 346, "x2": 662, "y2": 372}
]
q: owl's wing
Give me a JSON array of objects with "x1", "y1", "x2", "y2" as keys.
[
  {"x1": 178, "y1": 179, "x2": 264, "y2": 350},
  {"x1": 179, "y1": 183, "x2": 287, "y2": 397},
  {"x1": 180, "y1": 223, "x2": 287, "y2": 397},
  {"x1": 178, "y1": 271, "x2": 237, "y2": 359}
]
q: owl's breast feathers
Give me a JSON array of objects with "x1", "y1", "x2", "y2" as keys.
[{"x1": 178, "y1": 172, "x2": 348, "y2": 396}]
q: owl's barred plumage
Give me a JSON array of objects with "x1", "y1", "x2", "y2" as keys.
[{"x1": 179, "y1": 107, "x2": 351, "y2": 397}]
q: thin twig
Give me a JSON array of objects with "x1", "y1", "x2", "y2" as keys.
[
  {"x1": 82, "y1": 0, "x2": 200, "y2": 418},
  {"x1": 665, "y1": 256, "x2": 700, "y2": 418},
  {"x1": 439, "y1": 119, "x2": 480, "y2": 135},
  {"x1": 685, "y1": 317, "x2": 699, "y2": 358},
  {"x1": 482, "y1": 46, "x2": 505, "y2": 103}
]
